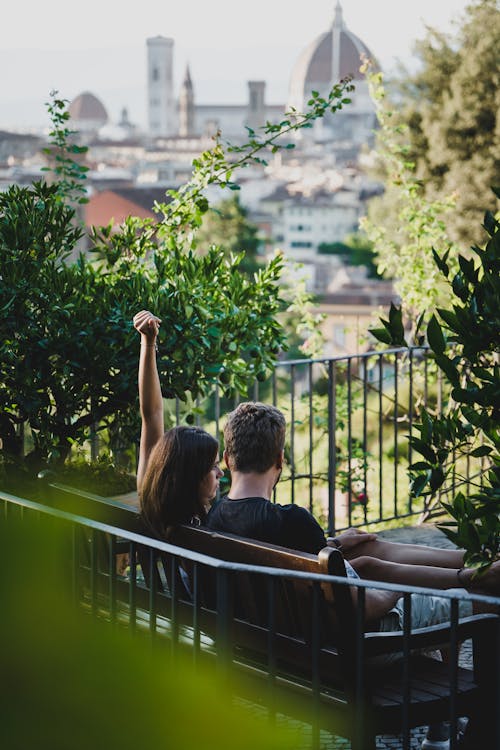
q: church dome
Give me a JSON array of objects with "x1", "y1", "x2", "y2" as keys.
[
  {"x1": 69, "y1": 92, "x2": 108, "y2": 131},
  {"x1": 288, "y1": 2, "x2": 376, "y2": 112}
]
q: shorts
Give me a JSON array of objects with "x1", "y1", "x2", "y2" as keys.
[
  {"x1": 373, "y1": 588, "x2": 473, "y2": 665},
  {"x1": 379, "y1": 587, "x2": 473, "y2": 632}
]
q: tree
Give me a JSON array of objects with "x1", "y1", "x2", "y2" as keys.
[
  {"x1": 370, "y1": 190, "x2": 500, "y2": 573},
  {"x1": 318, "y1": 233, "x2": 379, "y2": 278},
  {"x1": 361, "y1": 65, "x2": 458, "y2": 331},
  {"x1": 0, "y1": 80, "x2": 355, "y2": 474},
  {"x1": 395, "y1": 0, "x2": 500, "y2": 245},
  {"x1": 195, "y1": 195, "x2": 261, "y2": 276}
]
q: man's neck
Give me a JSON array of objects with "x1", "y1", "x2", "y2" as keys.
[{"x1": 227, "y1": 470, "x2": 277, "y2": 501}]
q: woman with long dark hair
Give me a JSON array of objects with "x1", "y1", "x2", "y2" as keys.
[{"x1": 133, "y1": 310, "x2": 223, "y2": 539}]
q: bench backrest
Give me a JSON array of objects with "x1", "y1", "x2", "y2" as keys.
[
  {"x1": 43, "y1": 482, "x2": 356, "y2": 676},
  {"x1": 167, "y1": 525, "x2": 355, "y2": 656}
]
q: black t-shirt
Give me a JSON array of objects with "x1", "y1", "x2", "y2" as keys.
[{"x1": 206, "y1": 496, "x2": 327, "y2": 554}]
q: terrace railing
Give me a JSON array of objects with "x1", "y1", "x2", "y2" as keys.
[
  {"x1": 2, "y1": 488, "x2": 499, "y2": 750},
  {"x1": 13, "y1": 346, "x2": 483, "y2": 533},
  {"x1": 157, "y1": 346, "x2": 477, "y2": 534}
]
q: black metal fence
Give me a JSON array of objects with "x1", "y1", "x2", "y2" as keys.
[
  {"x1": 15, "y1": 345, "x2": 483, "y2": 533},
  {"x1": 161, "y1": 346, "x2": 467, "y2": 533},
  {"x1": 2, "y1": 489, "x2": 499, "y2": 750}
]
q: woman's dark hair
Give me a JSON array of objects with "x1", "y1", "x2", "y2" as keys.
[{"x1": 140, "y1": 425, "x2": 218, "y2": 539}]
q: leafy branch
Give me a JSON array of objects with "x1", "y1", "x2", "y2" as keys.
[
  {"x1": 360, "y1": 61, "x2": 458, "y2": 334},
  {"x1": 152, "y1": 79, "x2": 355, "y2": 248},
  {"x1": 42, "y1": 90, "x2": 89, "y2": 206},
  {"x1": 370, "y1": 189, "x2": 500, "y2": 571}
]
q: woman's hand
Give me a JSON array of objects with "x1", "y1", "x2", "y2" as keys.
[
  {"x1": 327, "y1": 527, "x2": 377, "y2": 553},
  {"x1": 133, "y1": 310, "x2": 161, "y2": 345}
]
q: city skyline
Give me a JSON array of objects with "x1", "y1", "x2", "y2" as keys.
[{"x1": 1, "y1": 0, "x2": 471, "y2": 132}]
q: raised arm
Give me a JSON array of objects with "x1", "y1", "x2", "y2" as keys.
[{"x1": 133, "y1": 310, "x2": 163, "y2": 492}]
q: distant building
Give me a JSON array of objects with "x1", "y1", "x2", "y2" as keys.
[
  {"x1": 178, "y1": 65, "x2": 195, "y2": 137},
  {"x1": 288, "y1": 1, "x2": 377, "y2": 147},
  {"x1": 146, "y1": 36, "x2": 176, "y2": 137},
  {"x1": 66, "y1": 2, "x2": 376, "y2": 159},
  {"x1": 84, "y1": 186, "x2": 172, "y2": 229},
  {"x1": 68, "y1": 92, "x2": 108, "y2": 137},
  {"x1": 317, "y1": 267, "x2": 397, "y2": 357},
  {"x1": 142, "y1": 2, "x2": 376, "y2": 146},
  {"x1": 279, "y1": 190, "x2": 360, "y2": 260}
]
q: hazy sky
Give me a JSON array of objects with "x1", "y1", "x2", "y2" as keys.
[{"x1": 1, "y1": 0, "x2": 472, "y2": 131}]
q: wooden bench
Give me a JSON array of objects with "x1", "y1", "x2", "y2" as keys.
[{"x1": 39, "y1": 481, "x2": 499, "y2": 749}]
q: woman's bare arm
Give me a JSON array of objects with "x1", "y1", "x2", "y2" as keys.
[{"x1": 133, "y1": 310, "x2": 163, "y2": 491}]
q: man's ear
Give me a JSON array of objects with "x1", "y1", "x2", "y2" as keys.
[
  {"x1": 223, "y1": 449, "x2": 231, "y2": 470},
  {"x1": 276, "y1": 449, "x2": 284, "y2": 469}
]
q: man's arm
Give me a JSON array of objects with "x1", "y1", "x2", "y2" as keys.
[
  {"x1": 356, "y1": 587, "x2": 400, "y2": 625},
  {"x1": 327, "y1": 528, "x2": 378, "y2": 553}
]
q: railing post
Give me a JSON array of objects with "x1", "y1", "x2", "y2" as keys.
[
  {"x1": 327, "y1": 359, "x2": 337, "y2": 534},
  {"x1": 290, "y1": 363, "x2": 296, "y2": 505},
  {"x1": 308, "y1": 361, "x2": 314, "y2": 514},
  {"x1": 216, "y1": 568, "x2": 232, "y2": 680}
]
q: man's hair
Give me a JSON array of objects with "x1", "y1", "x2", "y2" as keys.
[{"x1": 223, "y1": 401, "x2": 286, "y2": 473}]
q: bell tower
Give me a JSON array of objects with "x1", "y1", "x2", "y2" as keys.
[
  {"x1": 246, "y1": 80, "x2": 266, "y2": 132},
  {"x1": 179, "y1": 64, "x2": 195, "y2": 137},
  {"x1": 331, "y1": 1, "x2": 345, "y2": 83},
  {"x1": 147, "y1": 36, "x2": 175, "y2": 137}
]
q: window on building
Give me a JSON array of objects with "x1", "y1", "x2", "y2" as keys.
[
  {"x1": 152, "y1": 67, "x2": 159, "y2": 82},
  {"x1": 333, "y1": 324, "x2": 346, "y2": 347}
]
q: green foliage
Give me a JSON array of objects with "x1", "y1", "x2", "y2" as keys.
[
  {"x1": 369, "y1": 302, "x2": 406, "y2": 347},
  {"x1": 41, "y1": 90, "x2": 89, "y2": 206},
  {"x1": 318, "y1": 241, "x2": 350, "y2": 255},
  {"x1": 56, "y1": 453, "x2": 137, "y2": 495},
  {"x1": 370, "y1": 191, "x2": 500, "y2": 571},
  {"x1": 0, "y1": 181, "x2": 85, "y2": 462},
  {"x1": 318, "y1": 233, "x2": 379, "y2": 277},
  {"x1": 0, "y1": 517, "x2": 298, "y2": 750},
  {"x1": 361, "y1": 63, "x2": 458, "y2": 330},
  {"x1": 194, "y1": 195, "x2": 261, "y2": 276},
  {"x1": 281, "y1": 272, "x2": 326, "y2": 359},
  {"x1": 0, "y1": 80, "x2": 355, "y2": 472},
  {"x1": 396, "y1": 0, "x2": 500, "y2": 245},
  {"x1": 0, "y1": 180, "x2": 286, "y2": 467}
]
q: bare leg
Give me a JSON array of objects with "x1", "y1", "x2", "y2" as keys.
[
  {"x1": 350, "y1": 555, "x2": 500, "y2": 594},
  {"x1": 343, "y1": 538, "x2": 464, "y2": 568}
]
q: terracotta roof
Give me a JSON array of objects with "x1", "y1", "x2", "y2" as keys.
[
  {"x1": 85, "y1": 187, "x2": 173, "y2": 227},
  {"x1": 112, "y1": 187, "x2": 174, "y2": 212}
]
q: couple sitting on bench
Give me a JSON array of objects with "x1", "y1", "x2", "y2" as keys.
[{"x1": 134, "y1": 310, "x2": 500, "y2": 635}]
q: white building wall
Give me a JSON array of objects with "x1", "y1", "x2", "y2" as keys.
[{"x1": 281, "y1": 200, "x2": 359, "y2": 258}]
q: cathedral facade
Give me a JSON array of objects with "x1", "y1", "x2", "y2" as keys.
[{"x1": 146, "y1": 2, "x2": 377, "y2": 146}]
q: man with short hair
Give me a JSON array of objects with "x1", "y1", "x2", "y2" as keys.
[
  {"x1": 207, "y1": 401, "x2": 500, "y2": 615},
  {"x1": 207, "y1": 401, "x2": 332, "y2": 554},
  {"x1": 207, "y1": 401, "x2": 499, "y2": 748}
]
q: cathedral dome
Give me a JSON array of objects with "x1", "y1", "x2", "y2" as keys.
[
  {"x1": 69, "y1": 92, "x2": 108, "y2": 132},
  {"x1": 288, "y1": 2, "x2": 376, "y2": 113}
]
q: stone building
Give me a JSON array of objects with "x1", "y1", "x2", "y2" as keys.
[
  {"x1": 68, "y1": 92, "x2": 108, "y2": 138},
  {"x1": 287, "y1": 1, "x2": 377, "y2": 147},
  {"x1": 144, "y1": 3, "x2": 376, "y2": 146}
]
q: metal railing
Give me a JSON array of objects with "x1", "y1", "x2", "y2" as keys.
[
  {"x1": 16, "y1": 345, "x2": 480, "y2": 533},
  {"x1": 162, "y1": 346, "x2": 465, "y2": 533},
  {"x1": 2, "y1": 488, "x2": 499, "y2": 750}
]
